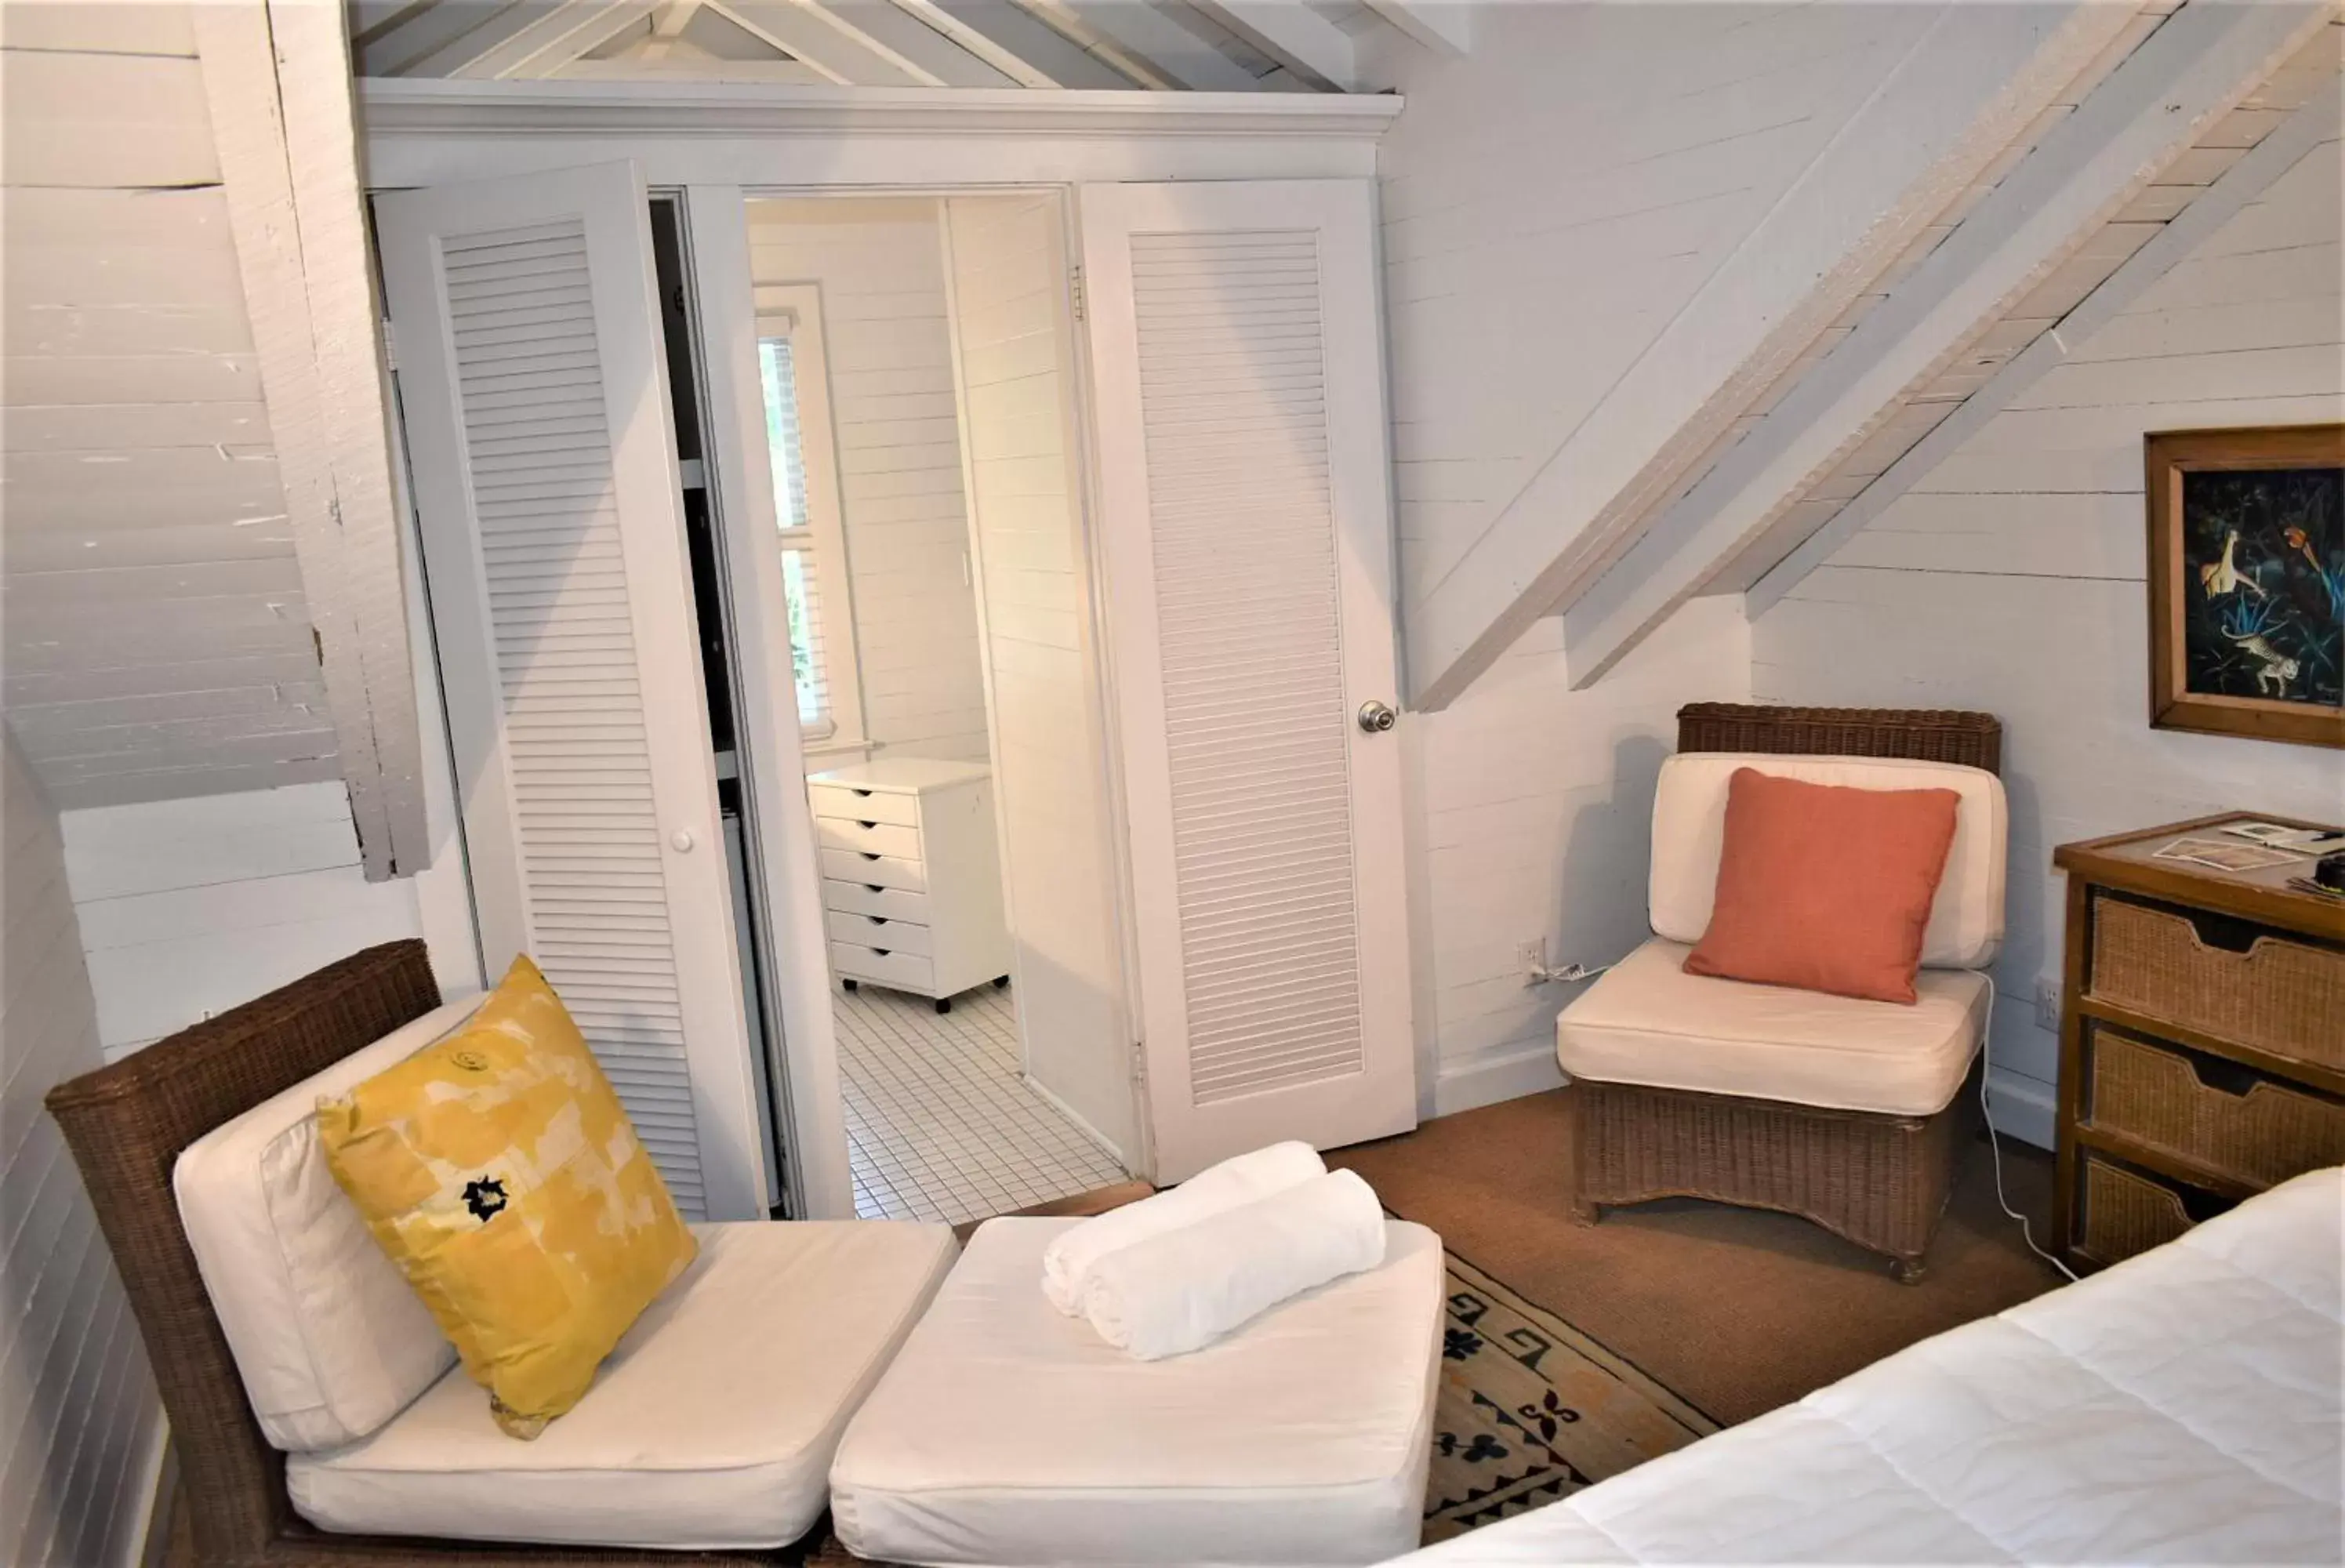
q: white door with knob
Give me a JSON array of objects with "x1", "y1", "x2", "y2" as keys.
[
  {"x1": 1079, "y1": 179, "x2": 1417, "y2": 1180},
  {"x1": 377, "y1": 162, "x2": 765, "y2": 1221}
]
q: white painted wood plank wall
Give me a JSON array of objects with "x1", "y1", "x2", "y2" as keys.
[
  {"x1": 0, "y1": 2, "x2": 335, "y2": 810},
  {"x1": 1751, "y1": 135, "x2": 2345, "y2": 1149},
  {"x1": 0, "y1": 728, "x2": 165, "y2": 1568},
  {"x1": 1406, "y1": 600, "x2": 1753, "y2": 1114},
  {"x1": 746, "y1": 199, "x2": 991, "y2": 766},
  {"x1": 1373, "y1": 1, "x2": 1950, "y2": 609},
  {"x1": 57, "y1": 782, "x2": 427, "y2": 1059},
  {"x1": 941, "y1": 193, "x2": 1135, "y2": 1160}
]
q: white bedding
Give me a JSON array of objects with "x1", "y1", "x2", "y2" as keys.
[{"x1": 1394, "y1": 1167, "x2": 2343, "y2": 1565}]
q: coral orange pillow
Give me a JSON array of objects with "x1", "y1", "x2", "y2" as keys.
[{"x1": 1683, "y1": 768, "x2": 1960, "y2": 1005}]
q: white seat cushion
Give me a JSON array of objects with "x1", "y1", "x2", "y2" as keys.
[
  {"x1": 830, "y1": 1217, "x2": 1446, "y2": 1567},
  {"x1": 1556, "y1": 939, "x2": 1987, "y2": 1116},
  {"x1": 289, "y1": 1220, "x2": 957, "y2": 1551},
  {"x1": 1649, "y1": 753, "x2": 2007, "y2": 968},
  {"x1": 174, "y1": 997, "x2": 481, "y2": 1451}
]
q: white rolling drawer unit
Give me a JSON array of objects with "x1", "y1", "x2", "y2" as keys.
[{"x1": 808, "y1": 757, "x2": 1012, "y2": 1012}]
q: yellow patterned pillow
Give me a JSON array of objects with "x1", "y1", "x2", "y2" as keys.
[{"x1": 318, "y1": 955, "x2": 697, "y2": 1439}]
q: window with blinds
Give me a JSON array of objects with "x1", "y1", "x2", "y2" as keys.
[{"x1": 757, "y1": 325, "x2": 841, "y2": 738}]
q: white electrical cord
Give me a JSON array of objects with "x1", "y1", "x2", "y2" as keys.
[{"x1": 1978, "y1": 974, "x2": 2078, "y2": 1283}]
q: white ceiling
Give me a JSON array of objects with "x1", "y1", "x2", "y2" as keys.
[
  {"x1": 349, "y1": 0, "x2": 1461, "y2": 92},
  {"x1": 1, "y1": 2, "x2": 340, "y2": 809}
]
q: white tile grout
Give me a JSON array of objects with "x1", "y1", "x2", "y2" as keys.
[{"x1": 834, "y1": 978, "x2": 1128, "y2": 1225}]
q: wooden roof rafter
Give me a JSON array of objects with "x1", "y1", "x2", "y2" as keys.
[{"x1": 347, "y1": 0, "x2": 1473, "y2": 89}]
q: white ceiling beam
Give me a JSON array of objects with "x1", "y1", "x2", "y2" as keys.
[
  {"x1": 806, "y1": 0, "x2": 1016, "y2": 86},
  {"x1": 359, "y1": 0, "x2": 541, "y2": 76},
  {"x1": 1748, "y1": 66, "x2": 2345, "y2": 620},
  {"x1": 712, "y1": 0, "x2": 933, "y2": 84},
  {"x1": 892, "y1": 0, "x2": 1140, "y2": 89},
  {"x1": 1042, "y1": 0, "x2": 1261, "y2": 91},
  {"x1": 1191, "y1": 0, "x2": 1352, "y2": 90},
  {"x1": 639, "y1": 0, "x2": 705, "y2": 59},
  {"x1": 1012, "y1": 1, "x2": 1182, "y2": 91},
  {"x1": 1361, "y1": 0, "x2": 1468, "y2": 60},
  {"x1": 191, "y1": 0, "x2": 427, "y2": 879},
  {"x1": 1402, "y1": 1, "x2": 2147, "y2": 711},
  {"x1": 1559, "y1": 1, "x2": 2334, "y2": 690},
  {"x1": 446, "y1": 0, "x2": 663, "y2": 78}
]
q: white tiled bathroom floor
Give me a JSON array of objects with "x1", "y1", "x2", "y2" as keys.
[{"x1": 835, "y1": 978, "x2": 1128, "y2": 1225}]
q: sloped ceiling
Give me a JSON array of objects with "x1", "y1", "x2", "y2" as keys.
[
  {"x1": 0, "y1": 2, "x2": 339, "y2": 808},
  {"x1": 349, "y1": 0, "x2": 1468, "y2": 90}
]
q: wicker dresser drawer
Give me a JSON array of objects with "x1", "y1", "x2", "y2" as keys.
[
  {"x1": 2086, "y1": 1028, "x2": 2345, "y2": 1188},
  {"x1": 2076, "y1": 1152, "x2": 2231, "y2": 1266},
  {"x1": 2088, "y1": 896, "x2": 2345, "y2": 1070}
]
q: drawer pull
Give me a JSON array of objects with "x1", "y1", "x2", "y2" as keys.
[
  {"x1": 866, "y1": 884, "x2": 884, "y2": 894},
  {"x1": 859, "y1": 819, "x2": 880, "y2": 829},
  {"x1": 861, "y1": 852, "x2": 881, "y2": 862},
  {"x1": 873, "y1": 948, "x2": 891, "y2": 957},
  {"x1": 853, "y1": 788, "x2": 874, "y2": 797},
  {"x1": 866, "y1": 916, "x2": 888, "y2": 928}
]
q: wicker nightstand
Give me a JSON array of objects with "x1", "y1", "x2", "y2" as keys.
[{"x1": 2051, "y1": 814, "x2": 2345, "y2": 1272}]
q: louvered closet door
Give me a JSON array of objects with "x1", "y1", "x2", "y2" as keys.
[
  {"x1": 376, "y1": 164, "x2": 764, "y2": 1221},
  {"x1": 1080, "y1": 180, "x2": 1415, "y2": 1181}
]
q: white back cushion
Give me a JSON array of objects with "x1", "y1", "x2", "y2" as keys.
[
  {"x1": 1649, "y1": 753, "x2": 2007, "y2": 968},
  {"x1": 175, "y1": 996, "x2": 481, "y2": 1451}
]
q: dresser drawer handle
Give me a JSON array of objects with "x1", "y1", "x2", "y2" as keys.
[
  {"x1": 860, "y1": 852, "x2": 881, "y2": 862},
  {"x1": 859, "y1": 819, "x2": 880, "y2": 829},
  {"x1": 852, "y1": 787, "x2": 875, "y2": 797},
  {"x1": 866, "y1": 916, "x2": 888, "y2": 928},
  {"x1": 866, "y1": 884, "x2": 884, "y2": 893},
  {"x1": 872, "y1": 948, "x2": 891, "y2": 957}
]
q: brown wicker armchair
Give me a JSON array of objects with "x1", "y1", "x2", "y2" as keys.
[
  {"x1": 44, "y1": 941, "x2": 793, "y2": 1568},
  {"x1": 1563, "y1": 704, "x2": 2004, "y2": 1283}
]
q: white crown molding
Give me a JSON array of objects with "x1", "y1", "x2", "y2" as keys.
[{"x1": 358, "y1": 77, "x2": 1403, "y2": 140}]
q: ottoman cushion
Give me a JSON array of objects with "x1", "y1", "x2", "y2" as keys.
[
  {"x1": 830, "y1": 1216, "x2": 1446, "y2": 1566},
  {"x1": 288, "y1": 1220, "x2": 957, "y2": 1549}
]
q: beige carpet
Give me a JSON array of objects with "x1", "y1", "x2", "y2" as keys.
[{"x1": 1332, "y1": 1087, "x2": 2067, "y2": 1426}]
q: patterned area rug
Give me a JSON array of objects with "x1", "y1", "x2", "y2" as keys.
[
  {"x1": 1425, "y1": 1250, "x2": 1719, "y2": 1543},
  {"x1": 805, "y1": 1247, "x2": 1716, "y2": 1562}
]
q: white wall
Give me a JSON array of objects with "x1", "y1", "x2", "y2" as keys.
[
  {"x1": 57, "y1": 782, "x2": 432, "y2": 1058},
  {"x1": 1752, "y1": 134, "x2": 2345, "y2": 1147},
  {"x1": 0, "y1": 726, "x2": 165, "y2": 1568},
  {"x1": 1371, "y1": 1, "x2": 1961, "y2": 611},
  {"x1": 940, "y1": 193, "x2": 1137, "y2": 1162},
  {"x1": 747, "y1": 198, "x2": 991, "y2": 765},
  {"x1": 1406, "y1": 600, "x2": 1755, "y2": 1115}
]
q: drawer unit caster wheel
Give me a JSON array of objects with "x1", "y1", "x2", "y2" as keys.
[
  {"x1": 935, "y1": 998, "x2": 953, "y2": 1015},
  {"x1": 994, "y1": 975, "x2": 1010, "y2": 988},
  {"x1": 842, "y1": 978, "x2": 858, "y2": 992}
]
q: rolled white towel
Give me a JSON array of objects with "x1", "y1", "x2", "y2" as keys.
[
  {"x1": 1080, "y1": 1168, "x2": 1388, "y2": 1360},
  {"x1": 1040, "y1": 1140, "x2": 1324, "y2": 1315}
]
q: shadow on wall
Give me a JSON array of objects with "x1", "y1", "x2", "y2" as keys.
[{"x1": 1552, "y1": 731, "x2": 1672, "y2": 975}]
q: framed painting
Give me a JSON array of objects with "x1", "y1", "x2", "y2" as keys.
[{"x1": 2147, "y1": 425, "x2": 2345, "y2": 750}]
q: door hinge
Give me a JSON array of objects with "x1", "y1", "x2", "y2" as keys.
[
  {"x1": 379, "y1": 318, "x2": 397, "y2": 372},
  {"x1": 1069, "y1": 263, "x2": 1086, "y2": 323},
  {"x1": 1130, "y1": 1037, "x2": 1147, "y2": 1085}
]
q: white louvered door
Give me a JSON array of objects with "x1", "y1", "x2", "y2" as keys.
[
  {"x1": 377, "y1": 164, "x2": 765, "y2": 1220},
  {"x1": 1080, "y1": 180, "x2": 1415, "y2": 1181}
]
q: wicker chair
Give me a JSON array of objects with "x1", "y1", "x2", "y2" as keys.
[
  {"x1": 44, "y1": 941, "x2": 793, "y2": 1567},
  {"x1": 1563, "y1": 704, "x2": 2004, "y2": 1283}
]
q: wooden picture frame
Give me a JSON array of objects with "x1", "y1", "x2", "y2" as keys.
[{"x1": 2146, "y1": 425, "x2": 2345, "y2": 749}]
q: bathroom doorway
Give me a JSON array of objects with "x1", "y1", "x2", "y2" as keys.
[{"x1": 731, "y1": 193, "x2": 1138, "y2": 1223}]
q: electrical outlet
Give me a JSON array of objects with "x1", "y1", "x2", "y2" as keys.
[
  {"x1": 2035, "y1": 978, "x2": 2061, "y2": 1032},
  {"x1": 1518, "y1": 936, "x2": 1548, "y2": 985}
]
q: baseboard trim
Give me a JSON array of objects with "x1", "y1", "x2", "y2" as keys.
[
  {"x1": 1020, "y1": 1073, "x2": 1135, "y2": 1173},
  {"x1": 1984, "y1": 1068, "x2": 2055, "y2": 1151},
  {"x1": 1433, "y1": 1042, "x2": 1564, "y2": 1118},
  {"x1": 125, "y1": 1412, "x2": 173, "y2": 1568}
]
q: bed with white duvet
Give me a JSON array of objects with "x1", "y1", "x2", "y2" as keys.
[{"x1": 1393, "y1": 1166, "x2": 2343, "y2": 1566}]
